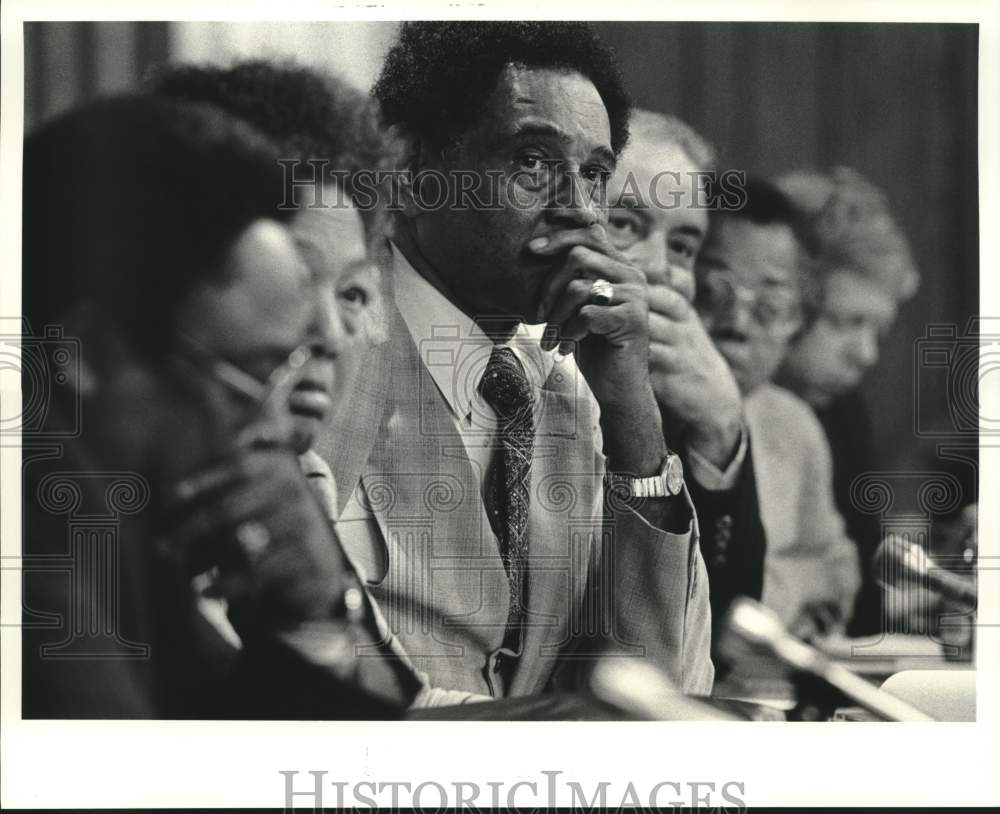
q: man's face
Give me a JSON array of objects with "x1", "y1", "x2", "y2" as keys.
[
  {"x1": 606, "y1": 138, "x2": 708, "y2": 302},
  {"x1": 82, "y1": 218, "x2": 313, "y2": 492},
  {"x1": 288, "y1": 195, "x2": 380, "y2": 453},
  {"x1": 161, "y1": 219, "x2": 314, "y2": 468},
  {"x1": 177, "y1": 219, "x2": 312, "y2": 380},
  {"x1": 782, "y1": 269, "x2": 898, "y2": 405},
  {"x1": 408, "y1": 65, "x2": 615, "y2": 323},
  {"x1": 695, "y1": 216, "x2": 802, "y2": 395}
]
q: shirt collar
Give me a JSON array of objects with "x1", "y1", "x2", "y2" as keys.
[{"x1": 390, "y1": 242, "x2": 553, "y2": 421}]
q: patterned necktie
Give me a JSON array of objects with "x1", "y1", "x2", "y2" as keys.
[{"x1": 478, "y1": 346, "x2": 535, "y2": 633}]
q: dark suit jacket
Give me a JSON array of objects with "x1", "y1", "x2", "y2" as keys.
[
  {"x1": 678, "y1": 429, "x2": 767, "y2": 641},
  {"x1": 21, "y1": 401, "x2": 416, "y2": 719},
  {"x1": 814, "y1": 392, "x2": 884, "y2": 636}
]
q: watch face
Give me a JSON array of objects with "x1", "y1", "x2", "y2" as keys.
[{"x1": 665, "y1": 454, "x2": 684, "y2": 496}]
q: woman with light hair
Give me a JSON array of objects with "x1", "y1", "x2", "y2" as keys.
[{"x1": 774, "y1": 166, "x2": 919, "y2": 636}]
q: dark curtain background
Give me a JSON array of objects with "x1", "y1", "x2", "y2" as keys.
[
  {"x1": 23, "y1": 22, "x2": 170, "y2": 131},
  {"x1": 23, "y1": 21, "x2": 979, "y2": 481}
]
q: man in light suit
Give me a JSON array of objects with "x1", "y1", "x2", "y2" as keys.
[{"x1": 317, "y1": 21, "x2": 714, "y2": 703}]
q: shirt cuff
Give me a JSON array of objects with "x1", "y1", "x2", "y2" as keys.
[
  {"x1": 685, "y1": 423, "x2": 748, "y2": 492},
  {"x1": 410, "y1": 686, "x2": 493, "y2": 708}
]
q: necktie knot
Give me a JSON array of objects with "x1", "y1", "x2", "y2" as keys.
[{"x1": 478, "y1": 346, "x2": 534, "y2": 425}]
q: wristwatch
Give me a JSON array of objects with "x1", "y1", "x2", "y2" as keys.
[{"x1": 607, "y1": 452, "x2": 685, "y2": 499}]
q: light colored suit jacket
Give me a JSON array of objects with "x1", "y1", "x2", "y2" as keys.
[
  {"x1": 746, "y1": 383, "x2": 862, "y2": 629},
  {"x1": 316, "y1": 300, "x2": 714, "y2": 699}
]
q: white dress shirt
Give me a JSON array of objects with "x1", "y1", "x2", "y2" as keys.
[{"x1": 391, "y1": 243, "x2": 553, "y2": 496}]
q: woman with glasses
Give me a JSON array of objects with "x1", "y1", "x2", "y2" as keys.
[{"x1": 694, "y1": 177, "x2": 861, "y2": 644}]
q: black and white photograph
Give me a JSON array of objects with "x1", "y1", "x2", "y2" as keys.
[{"x1": 2, "y1": 1, "x2": 998, "y2": 809}]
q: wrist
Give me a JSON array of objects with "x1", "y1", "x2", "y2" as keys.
[
  {"x1": 600, "y1": 383, "x2": 669, "y2": 476},
  {"x1": 686, "y1": 410, "x2": 744, "y2": 471}
]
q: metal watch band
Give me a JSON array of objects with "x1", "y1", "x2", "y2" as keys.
[{"x1": 607, "y1": 452, "x2": 684, "y2": 499}]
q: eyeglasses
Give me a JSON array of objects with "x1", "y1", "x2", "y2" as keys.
[
  {"x1": 171, "y1": 333, "x2": 314, "y2": 418},
  {"x1": 694, "y1": 270, "x2": 801, "y2": 329}
]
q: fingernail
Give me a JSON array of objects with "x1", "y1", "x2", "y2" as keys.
[{"x1": 528, "y1": 236, "x2": 549, "y2": 251}]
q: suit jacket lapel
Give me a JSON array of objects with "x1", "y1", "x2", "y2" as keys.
[
  {"x1": 314, "y1": 329, "x2": 390, "y2": 517},
  {"x1": 320, "y1": 301, "x2": 601, "y2": 695}
]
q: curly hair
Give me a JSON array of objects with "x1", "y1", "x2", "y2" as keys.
[
  {"x1": 373, "y1": 21, "x2": 632, "y2": 156},
  {"x1": 152, "y1": 59, "x2": 398, "y2": 207},
  {"x1": 776, "y1": 166, "x2": 919, "y2": 302}
]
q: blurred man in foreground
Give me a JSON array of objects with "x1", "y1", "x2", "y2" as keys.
[
  {"x1": 21, "y1": 95, "x2": 415, "y2": 717},
  {"x1": 694, "y1": 178, "x2": 861, "y2": 641},
  {"x1": 605, "y1": 110, "x2": 768, "y2": 637}
]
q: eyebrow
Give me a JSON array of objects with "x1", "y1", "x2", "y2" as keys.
[
  {"x1": 510, "y1": 120, "x2": 616, "y2": 167},
  {"x1": 343, "y1": 259, "x2": 377, "y2": 277}
]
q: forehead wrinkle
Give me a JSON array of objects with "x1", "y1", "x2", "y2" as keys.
[{"x1": 511, "y1": 119, "x2": 570, "y2": 142}]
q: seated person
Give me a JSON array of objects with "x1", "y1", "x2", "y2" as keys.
[
  {"x1": 693, "y1": 177, "x2": 861, "y2": 641},
  {"x1": 317, "y1": 21, "x2": 714, "y2": 700},
  {"x1": 605, "y1": 109, "x2": 768, "y2": 634},
  {"x1": 774, "y1": 167, "x2": 921, "y2": 636},
  {"x1": 21, "y1": 95, "x2": 416, "y2": 717},
  {"x1": 153, "y1": 60, "x2": 475, "y2": 706}
]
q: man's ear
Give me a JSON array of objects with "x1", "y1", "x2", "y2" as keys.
[{"x1": 393, "y1": 131, "x2": 429, "y2": 220}]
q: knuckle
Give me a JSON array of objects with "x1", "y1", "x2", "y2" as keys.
[
  {"x1": 624, "y1": 264, "x2": 648, "y2": 287},
  {"x1": 586, "y1": 222, "x2": 605, "y2": 240}
]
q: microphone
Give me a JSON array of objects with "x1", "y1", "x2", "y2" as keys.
[
  {"x1": 718, "y1": 598, "x2": 934, "y2": 721},
  {"x1": 876, "y1": 535, "x2": 977, "y2": 609}
]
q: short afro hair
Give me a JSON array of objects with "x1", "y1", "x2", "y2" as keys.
[
  {"x1": 716, "y1": 175, "x2": 819, "y2": 255},
  {"x1": 373, "y1": 21, "x2": 632, "y2": 156},
  {"x1": 152, "y1": 60, "x2": 397, "y2": 208},
  {"x1": 24, "y1": 95, "x2": 291, "y2": 355}
]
